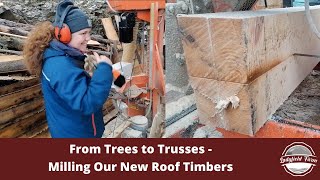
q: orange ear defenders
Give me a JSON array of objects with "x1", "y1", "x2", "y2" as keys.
[
  {"x1": 54, "y1": 5, "x2": 73, "y2": 44},
  {"x1": 54, "y1": 23, "x2": 71, "y2": 44}
]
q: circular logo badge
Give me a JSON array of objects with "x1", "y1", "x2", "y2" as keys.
[{"x1": 280, "y1": 142, "x2": 317, "y2": 176}]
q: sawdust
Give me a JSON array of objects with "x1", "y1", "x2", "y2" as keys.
[
  {"x1": 165, "y1": 93, "x2": 196, "y2": 119},
  {"x1": 166, "y1": 83, "x2": 187, "y2": 94},
  {"x1": 193, "y1": 125, "x2": 223, "y2": 138},
  {"x1": 165, "y1": 83, "x2": 193, "y2": 103},
  {"x1": 121, "y1": 127, "x2": 144, "y2": 138},
  {"x1": 274, "y1": 70, "x2": 320, "y2": 126},
  {"x1": 215, "y1": 96, "x2": 240, "y2": 113}
]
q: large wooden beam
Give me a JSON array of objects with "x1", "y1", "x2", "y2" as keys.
[
  {"x1": 191, "y1": 55, "x2": 319, "y2": 135},
  {"x1": 178, "y1": 6, "x2": 320, "y2": 83},
  {"x1": 101, "y1": 17, "x2": 122, "y2": 50}
]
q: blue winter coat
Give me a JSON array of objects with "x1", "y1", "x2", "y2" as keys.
[{"x1": 41, "y1": 40, "x2": 113, "y2": 138}]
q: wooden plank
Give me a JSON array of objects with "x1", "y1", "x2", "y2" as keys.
[
  {"x1": 0, "y1": 97, "x2": 44, "y2": 125},
  {"x1": 101, "y1": 17, "x2": 122, "y2": 50},
  {"x1": 91, "y1": 35, "x2": 113, "y2": 45},
  {"x1": 191, "y1": 55, "x2": 319, "y2": 135},
  {"x1": 0, "y1": 70, "x2": 28, "y2": 76},
  {"x1": 102, "y1": 99, "x2": 115, "y2": 116},
  {"x1": 0, "y1": 78, "x2": 39, "y2": 96},
  {"x1": 0, "y1": 110, "x2": 46, "y2": 138},
  {"x1": 0, "y1": 55, "x2": 25, "y2": 72},
  {"x1": 19, "y1": 122, "x2": 49, "y2": 138},
  {"x1": 0, "y1": 84, "x2": 41, "y2": 111},
  {"x1": 87, "y1": 40, "x2": 100, "y2": 45},
  {"x1": 0, "y1": 32, "x2": 27, "y2": 39},
  {"x1": 32, "y1": 129, "x2": 51, "y2": 138},
  {"x1": 0, "y1": 55, "x2": 23, "y2": 62},
  {"x1": 0, "y1": 76, "x2": 34, "y2": 81},
  {"x1": 0, "y1": 101, "x2": 44, "y2": 130},
  {"x1": 149, "y1": 104, "x2": 164, "y2": 138},
  {"x1": 178, "y1": 6, "x2": 320, "y2": 83},
  {"x1": 103, "y1": 108, "x2": 118, "y2": 125}
]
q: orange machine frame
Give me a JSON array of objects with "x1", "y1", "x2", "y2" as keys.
[
  {"x1": 109, "y1": 0, "x2": 165, "y2": 118},
  {"x1": 217, "y1": 118, "x2": 320, "y2": 138}
]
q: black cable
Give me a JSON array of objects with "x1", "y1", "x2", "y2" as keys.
[{"x1": 264, "y1": 0, "x2": 268, "y2": 8}]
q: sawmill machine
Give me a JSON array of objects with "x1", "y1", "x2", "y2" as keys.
[{"x1": 105, "y1": 0, "x2": 165, "y2": 137}]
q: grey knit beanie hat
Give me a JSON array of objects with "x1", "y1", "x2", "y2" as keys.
[{"x1": 54, "y1": 0, "x2": 92, "y2": 33}]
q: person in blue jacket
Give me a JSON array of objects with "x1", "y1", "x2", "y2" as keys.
[{"x1": 23, "y1": 0, "x2": 113, "y2": 138}]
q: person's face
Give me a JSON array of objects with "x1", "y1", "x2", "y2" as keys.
[{"x1": 68, "y1": 28, "x2": 91, "y2": 53}]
